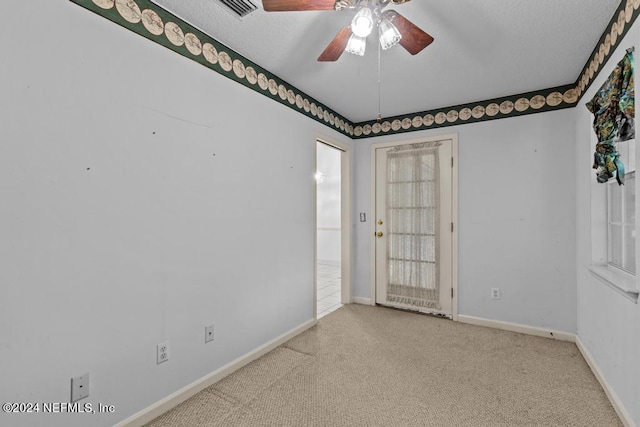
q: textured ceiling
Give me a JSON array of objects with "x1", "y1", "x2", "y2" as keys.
[{"x1": 152, "y1": 0, "x2": 621, "y2": 122}]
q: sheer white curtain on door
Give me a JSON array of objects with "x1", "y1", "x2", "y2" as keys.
[{"x1": 386, "y1": 142, "x2": 441, "y2": 309}]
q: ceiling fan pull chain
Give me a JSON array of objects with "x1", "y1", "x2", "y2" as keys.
[{"x1": 377, "y1": 37, "x2": 382, "y2": 121}]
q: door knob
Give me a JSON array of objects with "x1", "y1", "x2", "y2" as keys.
[{"x1": 377, "y1": 232, "x2": 384, "y2": 238}]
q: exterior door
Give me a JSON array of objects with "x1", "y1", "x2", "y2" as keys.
[{"x1": 375, "y1": 139, "x2": 453, "y2": 317}]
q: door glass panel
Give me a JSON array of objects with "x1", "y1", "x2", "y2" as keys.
[{"x1": 386, "y1": 143, "x2": 441, "y2": 310}]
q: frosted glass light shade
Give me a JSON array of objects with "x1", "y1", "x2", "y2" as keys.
[
  {"x1": 351, "y1": 7, "x2": 374, "y2": 37},
  {"x1": 379, "y1": 18, "x2": 402, "y2": 50},
  {"x1": 345, "y1": 34, "x2": 367, "y2": 56}
]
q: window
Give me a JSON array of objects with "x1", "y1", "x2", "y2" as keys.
[
  {"x1": 586, "y1": 49, "x2": 637, "y2": 300},
  {"x1": 589, "y1": 138, "x2": 638, "y2": 302},
  {"x1": 607, "y1": 171, "x2": 635, "y2": 275}
]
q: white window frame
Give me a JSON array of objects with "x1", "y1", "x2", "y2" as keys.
[
  {"x1": 589, "y1": 138, "x2": 639, "y2": 302},
  {"x1": 606, "y1": 170, "x2": 635, "y2": 277}
]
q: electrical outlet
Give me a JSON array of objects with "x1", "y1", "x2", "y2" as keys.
[
  {"x1": 205, "y1": 324, "x2": 214, "y2": 343},
  {"x1": 491, "y1": 288, "x2": 501, "y2": 300},
  {"x1": 71, "y1": 373, "x2": 89, "y2": 402},
  {"x1": 157, "y1": 342, "x2": 169, "y2": 364}
]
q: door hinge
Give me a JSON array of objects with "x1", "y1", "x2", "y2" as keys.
[
  {"x1": 451, "y1": 157, "x2": 454, "y2": 167},
  {"x1": 451, "y1": 222, "x2": 454, "y2": 232},
  {"x1": 451, "y1": 288, "x2": 454, "y2": 298}
]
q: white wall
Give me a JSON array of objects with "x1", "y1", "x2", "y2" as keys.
[
  {"x1": 354, "y1": 110, "x2": 577, "y2": 333},
  {"x1": 316, "y1": 143, "x2": 341, "y2": 264},
  {"x1": 0, "y1": 1, "x2": 352, "y2": 426},
  {"x1": 574, "y1": 19, "x2": 640, "y2": 425},
  {"x1": 3, "y1": 1, "x2": 636, "y2": 426}
]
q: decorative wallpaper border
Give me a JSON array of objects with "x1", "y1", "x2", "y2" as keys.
[
  {"x1": 71, "y1": 0, "x2": 637, "y2": 140},
  {"x1": 574, "y1": 0, "x2": 639, "y2": 102},
  {"x1": 350, "y1": 85, "x2": 577, "y2": 139},
  {"x1": 69, "y1": 0, "x2": 354, "y2": 137}
]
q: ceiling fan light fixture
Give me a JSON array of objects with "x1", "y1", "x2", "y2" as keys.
[
  {"x1": 345, "y1": 34, "x2": 367, "y2": 56},
  {"x1": 351, "y1": 6, "x2": 374, "y2": 37},
  {"x1": 378, "y1": 17, "x2": 401, "y2": 50}
]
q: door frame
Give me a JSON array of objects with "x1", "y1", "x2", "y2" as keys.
[
  {"x1": 369, "y1": 133, "x2": 459, "y2": 321},
  {"x1": 314, "y1": 134, "x2": 353, "y2": 320}
]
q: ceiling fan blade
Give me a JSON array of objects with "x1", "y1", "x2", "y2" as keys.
[
  {"x1": 262, "y1": 0, "x2": 336, "y2": 12},
  {"x1": 318, "y1": 25, "x2": 352, "y2": 62},
  {"x1": 383, "y1": 10, "x2": 434, "y2": 55}
]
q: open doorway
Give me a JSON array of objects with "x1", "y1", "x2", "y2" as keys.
[{"x1": 316, "y1": 141, "x2": 344, "y2": 318}]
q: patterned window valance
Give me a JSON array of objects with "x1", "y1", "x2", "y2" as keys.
[{"x1": 586, "y1": 49, "x2": 635, "y2": 185}]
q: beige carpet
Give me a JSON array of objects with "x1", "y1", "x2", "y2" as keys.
[{"x1": 146, "y1": 305, "x2": 621, "y2": 427}]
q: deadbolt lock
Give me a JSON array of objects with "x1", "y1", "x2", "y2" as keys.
[{"x1": 377, "y1": 220, "x2": 384, "y2": 225}]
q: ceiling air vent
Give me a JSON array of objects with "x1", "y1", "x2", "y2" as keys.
[{"x1": 214, "y1": 0, "x2": 258, "y2": 18}]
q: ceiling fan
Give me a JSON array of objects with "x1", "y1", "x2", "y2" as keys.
[{"x1": 261, "y1": 0, "x2": 434, "y2": 61}]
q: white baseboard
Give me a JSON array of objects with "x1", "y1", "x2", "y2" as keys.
[
  {"x1": 575, "y1": 336, "x2": 635, "y2": 427},
  {"x1": 114, "y1": 319, "x2": 317, "y2": 427},
  {"x1": 457, "y1": 315, "x2": 576, "y2": 342},
  {"x1": 351, "y1": 297, "x2": 372, "y2": 306}
]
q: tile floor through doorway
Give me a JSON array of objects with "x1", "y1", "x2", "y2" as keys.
[{"x1": 317, "y1": 263, "x2": 342, "y2": 319}]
